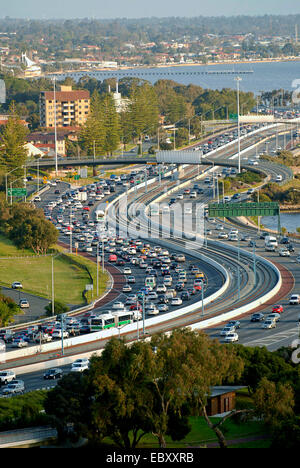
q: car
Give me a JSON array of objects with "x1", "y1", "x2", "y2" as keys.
[
  {"x1": 0, "y1": 370, "x2": 16, "y2": 385},
  {"x1": 218, "y1": 232, "x2": 228, "y2": 239},
  {"x1": 43, "y1": 368, "x2": 63, "y2": 380},
  {"x1": 250, "y1": 313, "x2": 265, "y2": 322},
  {"x1": 280, "y1": 237, "x2": 290, "y2": 245},
  {"x1": 123, "y1": 267, "x2": 132, "y2": 275},
  {"x1": 11, "y1": 281, "x2": 23, "y2": 289},
  {"x1": 11, "y1": 338, "x2": 28, "y2": 348},
  {"x1": 262, "y1": 319, "x2": 277, "y2": 329},
  {"x1": 224, "y1": 333, "x2": 239, "y2": 343},
  {"x1": 1, "y1": 380, "x2": 25, "y2": 395},
  {"x1": 52, "y1": 329, "x2": 69, "y2": 340},
  {"x1": 146, "y1": 304, "x2": 160, "y2": 315},
  {"x1": 171, "y1": 297, "x2": 183, "y2": 306},
  {"x1": 227, "y1": 320, "x2": 240, "y2": 329},
  {"x1": 157, "y1": 304, "x2": 169, "y2": 312},
  {"x1": 289, "y1": 294, "x2": 300, "y2": 305},
  {"x1": 19, "y1": 299, "x2": 29, "y2": 308},
  {"x1": 272, "y1": 305, "x2": 283, "y2": 314},
  {"x1": 220, "y1": 326, "x2": 236, "y2": 337},
  {"x1": 266, "y1": 313, "x2": 281, "y2": 322},
  {"x1": 71, "y1": 362, "x2": 89, "y2": 373},
  {"x1": 122, "y1": 284, "x2": 132, "y2": 293},
  {"x1": 279, "y1": 248, "x2": 290, "y2": 257}
]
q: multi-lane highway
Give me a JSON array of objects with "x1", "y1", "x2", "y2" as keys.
[{"x1": 1, "y1": 122, "x2": 299, "y2": 395}]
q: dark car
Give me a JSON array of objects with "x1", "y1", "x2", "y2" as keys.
[
  {"x1": 287, "y1": 244, "x2": 295, "y2": 252},
  {"x1": 250, "y1": 313, "x2": 265, "y2": 322},
  {"x1": 43, "y1": 368, "x2": 63, "y2": 380},
  {"x1": 180, "y1": 291, "x2": 190, "y2": 301},
  {"x1": 280, "y1": 237, "x2": 290, "y2": 245}
]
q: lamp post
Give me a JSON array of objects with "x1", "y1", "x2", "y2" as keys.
[
  {"x1": 52, "y1": 77, "x2": 58, "y2": 176},
  {"x1": 235, "y1": 76, "x2": 242, "y2": 174}
]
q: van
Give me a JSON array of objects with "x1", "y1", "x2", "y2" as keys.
[
  {"x1": 228, "y1": 233, "x2": 239, "y2": 241},
  {"x1": 264, "y1": 236, "x2": 278, "y2": 248},
  {"x1": 145, "y1": 276, "x2": 156, "y2": 289}
]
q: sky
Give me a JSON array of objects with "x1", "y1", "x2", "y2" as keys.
[{"x1": 3, "y1": 0, "x2": 300, "y2": 19}]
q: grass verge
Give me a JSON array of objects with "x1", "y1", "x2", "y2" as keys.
[{"x1": 0, "y1": 235, "x2": 108, "y2": 306}]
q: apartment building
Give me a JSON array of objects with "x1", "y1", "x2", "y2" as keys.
[{"x1": 39, "y1": 85, "x2": 90, "y2": 128}]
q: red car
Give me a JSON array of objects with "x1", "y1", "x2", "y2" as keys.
[
  {"x1": 272, "y1": 305, "x2": 283, "y2": 314},
  {"x1": 83, "y1": 207, "x2": 90, "y2": 211}
]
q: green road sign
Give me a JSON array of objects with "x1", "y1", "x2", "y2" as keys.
[
  {"x1": 7, "y1": 188, "x2": 27, "y2": 197},
  {"x1": 208, "y1": 202, "x2": 280, "y2": 218},
  {"x1": 74, "y1": 175, "x2": 80, "y2": 180},
  {"x1": 229, "y1": 113, "x2": 238, "y2": 121}
]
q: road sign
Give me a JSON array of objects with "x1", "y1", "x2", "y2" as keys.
[
  {"x1": 7, "y1": 188, "x2": 27, "y2": 197},
  {"x1": 229, "y1": 113, "x2": 238, "y2": 121},
  {"x1": 80, "y1": 168, "x2": 88, "y2": 178},
  {"x1": 74, "y1": 175, "x2": 80, "y2": 180},
  {"x1": 208, "y1": 202, "x2": 280, "y2": 218}
]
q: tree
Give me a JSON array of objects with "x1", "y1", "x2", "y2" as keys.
[
  {"x1": 0, "y1": 102, "x2": 29, "y2": 179},
  {"x1": 0, "y1": 292, "x2": 20, "y2": 327},
  {"x1": 44, "y1": 301, "x2": 69, "y2": 317},
  {"x1": 253, "y1": 377, "x2": 295, "y2": 428},
  {"x1": 101, "y1": 93, "x2": 120, "y2": 155}
]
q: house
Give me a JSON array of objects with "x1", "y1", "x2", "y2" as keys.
[
  {"x1": 206, "y1": 386, "x2": 246, "y2": 416},
  {"x1": 26, "y1": 132, "x2": 66, "y2": 157}
]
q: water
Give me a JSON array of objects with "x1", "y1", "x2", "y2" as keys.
[
  {"x1": 49, "y1": 60, "x2": 300, "y2": 95},
  {"x1": 262, "y1": 213, "x2": 300, "y2": 233}
]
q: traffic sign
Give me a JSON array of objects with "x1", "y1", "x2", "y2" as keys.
[
  {"x1": 229, "y1": 113, "x2": 238, "y2": 121},
  {"x1": 7, "y1": 188, "x2": 27, "y2": 197}
]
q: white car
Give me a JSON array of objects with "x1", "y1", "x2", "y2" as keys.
[
  {"x1": 279, "y1": 248, "x2": 290, "y2": 257},
  {"x1": 220, "y1": 326, "x2": 236, "y2": 337},
  {"x1": 71, "y1": 362, "x2": 89, "y2": 373},
  {"x1": 123, "y1": 267, "x2": 132, "y2": 275},
  {"x1": 112, "y1": 302, "x2": 125, "y2": 310},
  {"x1": 218, "y1": 232, "x2": 228, "y2": 239},
  {"x1": 289, "y1": 294, "x2": 300, "y2": 305},
  {"x1": 171, "y1": 297, "x2": 183, "y2": 306},
  {"x1": 52, "y1": 329, "x2": 69, "y2": 339},
  {"x1": 224, "y1": 333, "x2": 239, "y2": 343},
  {"x1": 122, "y1": 285, "x2": 132, "y2": 293},
  {"x1": 0, "y1": 370, "x2": 16, "y2": 385}
]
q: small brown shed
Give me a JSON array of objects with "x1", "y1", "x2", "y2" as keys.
[{"x1": 206, "y1": 386, "x2": 246, "y2": 416}]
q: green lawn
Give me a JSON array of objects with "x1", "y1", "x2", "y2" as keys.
[{"x1": 0, "y1": 235, "x2": 108, "y2": 306}]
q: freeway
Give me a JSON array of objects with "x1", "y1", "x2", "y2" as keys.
[{"x1": 156, "y1": 157, "x2": 299, "y2": 352}]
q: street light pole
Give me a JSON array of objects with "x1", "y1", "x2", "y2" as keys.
[
  {"x1": 53, "y1": 77, "x2": 58, "y2": 176},
  {"x1": 51, "y1": 255, "x2": 55, "y2": 316},
  {"x1": 235, "y1": 77, "x2": 242, "y2": 174}
]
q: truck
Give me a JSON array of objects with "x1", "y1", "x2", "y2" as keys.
[
  {"x1": 264, "y1": 236, "x2": 278, "y2": 249},
  {"x1": 78, "y1": 192, "x2": 87, "y2": 202}
]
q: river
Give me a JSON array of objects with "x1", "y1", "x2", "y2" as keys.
[
  {"x1": 48, "y1": 60, "x2": 300, "y2": 95},
  {"x1": 262, "y1": 213, "x2": 300, "y2": 233}
]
